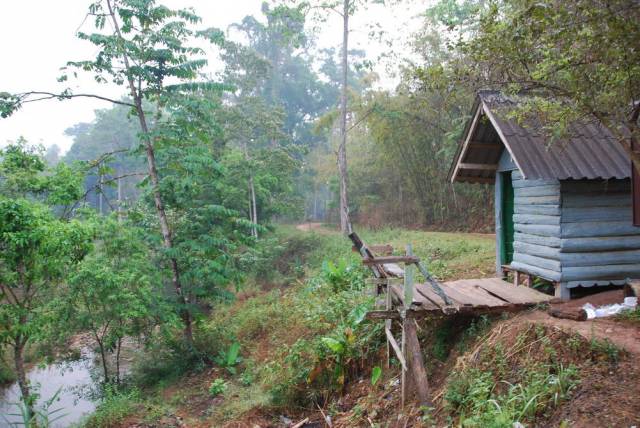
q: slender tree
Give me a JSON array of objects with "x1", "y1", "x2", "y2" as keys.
[
  {"x1": 337, "y1": 0, "x2": 352, "y2": 234},
  {"x1": 1, "y1": 0, "x2": 229, "y2": 346},
  {"x1": 0, "y1": 142, "x2": 92, "y2": 417},
  {"x1": 296, "y1": 0, "x2": 399, "y2": 233}
]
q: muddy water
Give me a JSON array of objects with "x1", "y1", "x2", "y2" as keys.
[{"x1": 0, "y1": 350, "x2": 97, "y2": 428}]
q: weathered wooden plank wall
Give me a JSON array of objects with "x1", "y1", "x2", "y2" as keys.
[
  {"x1": 559, "y1": 179, "x2": 640, "y2": 287},
  {"x1": 509, "y1": 170, "x2": 562, "y2": 281}
]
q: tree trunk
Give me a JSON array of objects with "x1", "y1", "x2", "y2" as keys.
[
  {"x1": 13, "y1": 338, "x2": 33, "y2": 418},
  {"x1": 249, "y1": 175, "x2": 258, "y2": 238},
  {"x1": 243, "y1": 142, "x2": 258, "y2": 238},
  {"x1": 95, "y1": 334, "x2": 109, "y2": 384},
  {"x1": 117, "y1": 167, "x2": 122, "y2": 222},
  {"x1": 115, "y1": 336, "x2": 122, "y2": 385},
  {"x1": 98, "y1": 174, "x2": 104, "y2": 215},
  {"x1": 313, "y1": 185, "x2": 318, "y2": 220},
  {"x1": 338, "y1": 0, "x2": 352, "y2": 235},
  {"x1": 106, "y1": 0, "x2": 193, "y2": 347}
]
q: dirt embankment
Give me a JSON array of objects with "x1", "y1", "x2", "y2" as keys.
[{"x1": 324, "y1": 308, "x2": 640, "y2": 428}]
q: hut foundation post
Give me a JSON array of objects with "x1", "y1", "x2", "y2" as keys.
[
  {"x1": 525, "y1": 274, "x2": 533, "y2": 288},
  {"x1": 555, "y1": 282, "x2": 570, "y2": 301}
]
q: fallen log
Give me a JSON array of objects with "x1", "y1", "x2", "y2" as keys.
[{"x1": 548, "y1": 307, "x2": 588, "y2": 321}]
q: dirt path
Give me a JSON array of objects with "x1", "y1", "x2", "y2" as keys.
[
  {"x1": 521, "y1": 311, "x2": 640, "y2": 354},
  {"x1": 295, "y1": 222, "x2": 336, "y2": 234},
  {"x1": 520, "y1": 289, "x2": 640, "y2": 354}
]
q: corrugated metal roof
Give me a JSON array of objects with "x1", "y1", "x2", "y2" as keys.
[{"x1": 449, "y1": 91, "x2": 631, "y2": 183}]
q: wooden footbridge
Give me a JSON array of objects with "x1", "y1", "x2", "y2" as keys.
[{"x1": 349, "y1": 232, "x2": 553, "y2": 407}]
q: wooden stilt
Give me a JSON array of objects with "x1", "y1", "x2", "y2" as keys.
[
  {"x1": 354, "y1": 234, "x2": 554, "y2": 412},
  {"x1": 525, "y1": 274, "x2": 533, "y2": 288},
  {"x1": 401, "y1": 318, "x2": 407, "y2": 408},
  {"x1": 404, "y1": 319, "x2": 431, "y2": 407},
  {"x1": 385, "y1": 281, "x2": 391, "y2": 369}
]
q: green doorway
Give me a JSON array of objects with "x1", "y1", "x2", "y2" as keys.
[{"x1": 501, "y1": 171, "x2": 515, "y2": 265}]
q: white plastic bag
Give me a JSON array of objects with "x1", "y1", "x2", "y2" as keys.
[{"x1": 582, "y1": 297, "x2": 636, "y2": 319}]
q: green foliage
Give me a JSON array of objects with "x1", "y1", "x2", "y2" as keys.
[
  {"x1": 452, "y1": 0, "x2": 640, "y2": 149},
  {"x1": 445, "y1": 364, "x2": 579, "y2": 427},
  {"x1": 209, "y1": 378, "x2": 228, "y2": 397},
  {"x1": 616, "y1": 307, "x2": 640, "y2": 325},
  {"x1": 321, "y1": 260, "x2": 366, "y2": 292},
  {"x1": 215, "y1": 342, "x2": 242, "y2": 375},
  {"x1": 370, "y1": 366, "x2": 382, "y2": 386},
  {"x1": 84, "y1": 385, "x2": 141, "y2": 428},
  {"x1": 0, "y1": 358, "x2": 16, "y2": 385},
  {"x1": 60, "y1": 215, "x2": 165, "y2": 384},
  {"x1": 430, "y1": 315, "x2": 492, "y2": 362},
  {"x1": 265, "y1": 273, "x2": 382, "y2": 405},
  {"x1": 0, "y1": 142, "x2": 93, "y2": 413},
  {"x1": 131, "y1": 336, "x2": 208, "y2": 388},
  {"x1": 240, "y1": 369, "x2": 255, "y2": 387},
  {"x1": 589, "y1": 337, "x2": 620, "y2": 363},
  {"x1": 4, "y1": 386, "x2": 67, "y2": 428}
]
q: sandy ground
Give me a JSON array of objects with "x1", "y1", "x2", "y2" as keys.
[{"x1": 540, "y1": 289, "x2": 640, "y2": 354}]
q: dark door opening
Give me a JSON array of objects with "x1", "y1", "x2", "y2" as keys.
[{"x1": 502, "y1": 171, "x2": 515, "y2": 265}]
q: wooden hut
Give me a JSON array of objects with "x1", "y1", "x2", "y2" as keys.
[{"x1": 449, "y1": 91, "x2": 639, "y2": 300}]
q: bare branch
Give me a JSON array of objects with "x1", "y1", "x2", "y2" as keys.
[
  {"x1": 18, "y1": 91, "x2": 135, "y2": 108},
  {"x1": 86, "y1": 148, "x2": 131, "y2": 169},
  {"x1": 62, "y1": 172, "x2": 147, "y2": 219}
]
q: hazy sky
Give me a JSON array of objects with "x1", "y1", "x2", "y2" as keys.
[{"x1": 0, "y1": 0, "x2": 427, "y2": 152}]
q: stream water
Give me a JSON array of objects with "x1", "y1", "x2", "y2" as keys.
[{"x1": 0, "y1": 350, "x2": 98, "y2": 428}]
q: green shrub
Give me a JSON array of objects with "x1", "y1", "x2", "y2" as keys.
[
  {"x1": 616, "y1": 307, "x2": 640, "y2": 324},
  {"x1": 215, "y1": 342, "x2": 242, "y2": 374},
  {"x1": 264, "y1": 265, "x2": 383, "y2": 406},
  {"x1": 589, "y1": 337, "x2": 620, "y2": 363},
  {"x1": 209, "y1": 378, "x2": 228, "y2": 397},
  {"x1": 321, "y1": 259, "x2": 366, "y2": 292},
  {"x1": 0, "y1": 360, "x2": 16, "y2": 385},
  {"x1": 445, "y1": 364, "x2": 579, "y2": 427},
  {"x1": 84, "y1": 386, "x2": 140, "y2": 428},
  {"x1": 131, "y1": 336, "x2": 208, "y2": 388}
]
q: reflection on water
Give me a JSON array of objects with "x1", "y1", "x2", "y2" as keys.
[{"x1": 0, "y1": 350, "x2": 97, "y2": 428}]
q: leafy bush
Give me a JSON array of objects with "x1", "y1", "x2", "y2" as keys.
[
  {"x1": 0, "y1": 359, "x2": 16, "y2": 385},
  {"x1": 131, "y1": 336, "x2": 208, "y2": 388},
  {"x1": 264, "y1": 264, "x2": 382, "y2": 406},
  {"x1": 85, "y1": 386, "x2": 141, "y2": 428},
  {"x1": 209, "y1": 378, "x2": 228, "y2": 397},
  {"x1": 321, "y1": 260, "x2": 366, "y2": 292},
  {"x1": 215, "y1": 342, "x2": 242, "y2": 374}
]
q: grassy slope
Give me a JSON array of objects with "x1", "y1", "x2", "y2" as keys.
[
  {"x1": 87, "y1": 226, "x2": 494, "y2": 427},
  {"x1": 87, "y1": 225, "x2": 640, "y2": 427},
  {"x1": 285, "y1": 224, "x2": 496, "y2": 280},
  {"x1": 199, "y1": 226, "x2": 496, "y2": 425}
]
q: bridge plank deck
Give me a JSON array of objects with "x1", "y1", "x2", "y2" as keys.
[{"x1": 390, "y1": 278, "x2": 552, "y2": 314}]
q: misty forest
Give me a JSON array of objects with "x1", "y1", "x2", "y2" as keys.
[{"x1": 1, "y1": 0, "x2": 640, "y2": 427}]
